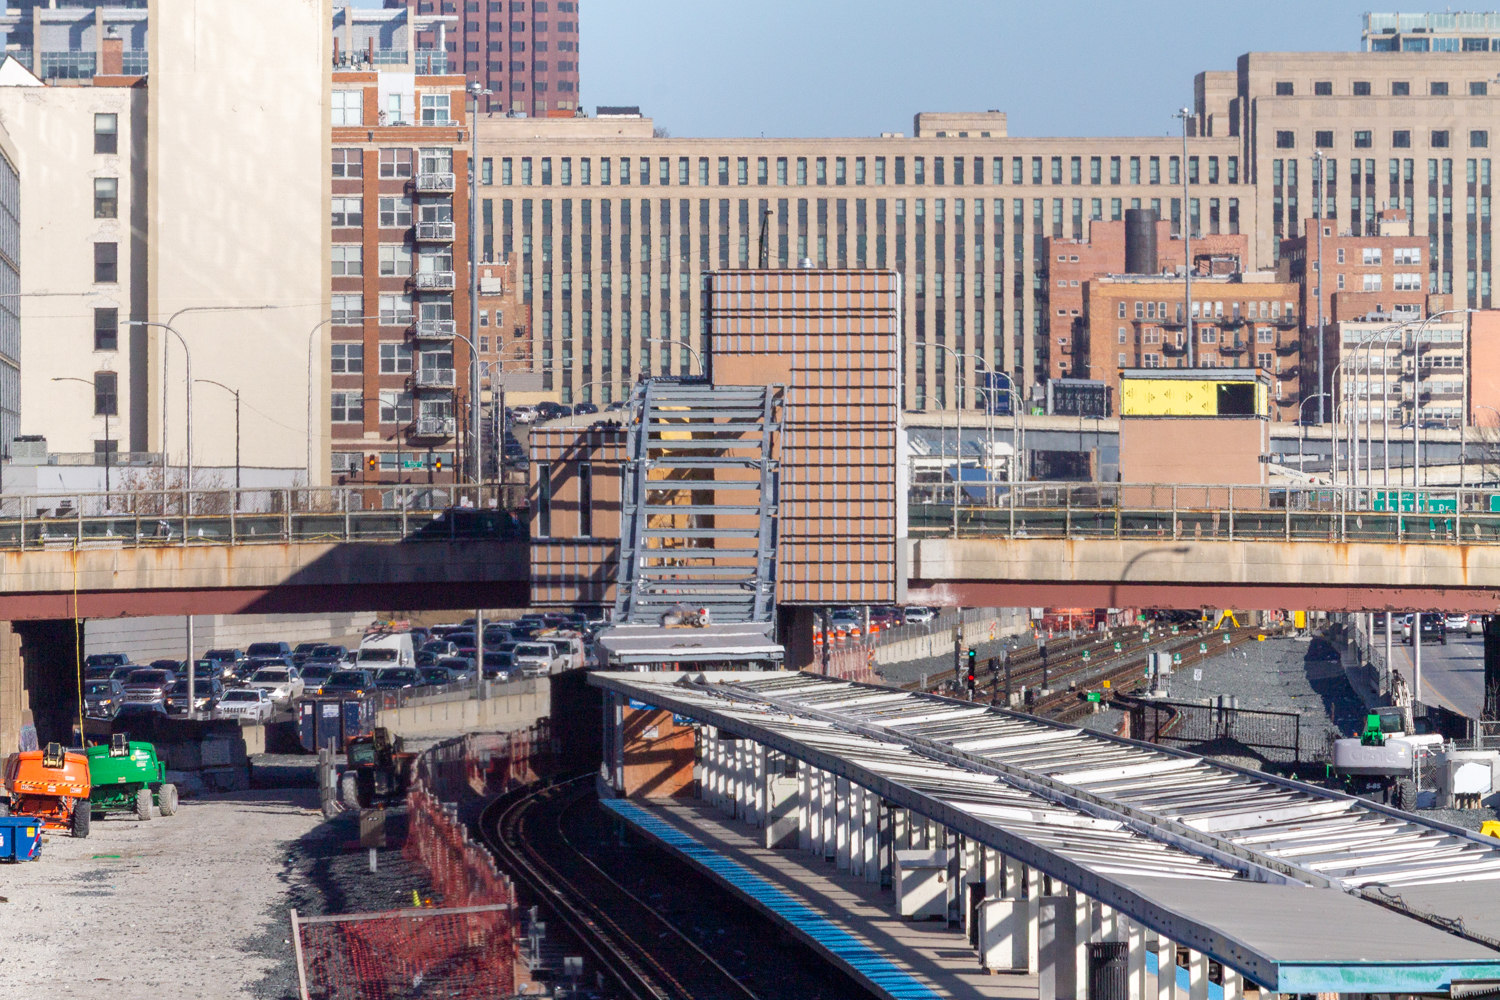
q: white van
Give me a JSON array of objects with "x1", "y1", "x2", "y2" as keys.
[{"x1": 357, "y1": 631, "x2": 415, "y2": 668}]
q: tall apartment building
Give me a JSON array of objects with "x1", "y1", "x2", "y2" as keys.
[
  {"x1": 1335, "y1": 317, "x2": 1466, "y2": 428},
  {"x1": 474, "y1": 111, "x2": 1252, "y2": 413},
  {"x1": 377, "y1": 0, "x2": 579, "y2": 116},
  {"x1": 1361, "y1": 12, "x2": 1500, "y2": 51},
  {"x1": 330, "y1": 16, "x2": 475, "y2": 484}
]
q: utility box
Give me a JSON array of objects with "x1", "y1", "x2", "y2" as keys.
[
  {"x1": 979, "y1": 898, "x2": 1029, "y2": 972},
  {"x1": 1038, "y1": 896, "x2": 1079, "y2": 1000},
  {"x1": 894, "y1": 849, "x2": 948, "y2": 920},
  {"x1": 1437, "y1": 750, "x2": 1500, "y2": 808}
]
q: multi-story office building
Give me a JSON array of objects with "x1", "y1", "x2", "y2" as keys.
[
  {"x1": 474, "y1": 111, "x2": 1252, "y2": 412},
  {"x1": 1360, "y1": 12, "x2": 1500, "y2": 52},
  {"x1": 378, "y1": 0, "x2": 580, "y2": 116},
  {"x1": 0, "y1": 2, "x2": 148, "y2": 81},
  {"x1": 330, "y1": 26, "x2": 475, "y2": 484}
]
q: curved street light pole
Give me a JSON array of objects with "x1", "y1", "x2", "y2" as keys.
[
  {"x1": 195, "y1": 379, "x2": 240, "y2": 492},
  {"x1": 51, "y1": 377, "x2": 110, "y2": 496},
  {"x1": 127, "y1": 320, "x2": 192, "y2": 496}
]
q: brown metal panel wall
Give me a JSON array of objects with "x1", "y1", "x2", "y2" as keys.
[
  {"x1": 528, "y1": 425, "x2": 627, "y2": 606},
  {"x1": 709, "y1": 270, "x2": 900, "y2": 606}
]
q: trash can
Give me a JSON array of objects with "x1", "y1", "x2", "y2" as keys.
[
  {"x1": 1087, "y1": 941, "x2": 1128, "y2": 1000},
  {"x1": 0, "y1": 814, "x2": 44, "y2": 861}
]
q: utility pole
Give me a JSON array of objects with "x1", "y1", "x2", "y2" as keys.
[
  {"x1": 1313, "y1": 150, "x2": 1327, "y2": 424},
  {"x1": 1175, "y1": 108, "x2": 1195, "y2": 368},
  {"x1": 758, "y1": 207, "x2": 772, "y2": 268}
]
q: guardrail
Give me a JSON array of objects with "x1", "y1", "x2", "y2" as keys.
[
  {"x1": 0, "y1": 484, "x2": 527, "y2": 549},
  {"x1": 910, "y1": 482, "x2": 1500, "y2": 544}
]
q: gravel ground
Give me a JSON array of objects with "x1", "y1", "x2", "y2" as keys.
[{"x1": 0, "y1": 789, "x2": 325, "y2": 1000}]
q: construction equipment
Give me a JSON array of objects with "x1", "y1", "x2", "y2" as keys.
[
  {"x1": 1332, "y1": 709, "x2": 1440, "y2": 808},
  {"x1": 1, "y1": 742, "x2": 92, "y2": 837},
  {"x1": 86, "y1": 734, "x2": 178, "y2": 822},
  {"x1": 339, "y1": 727, "x2": 416, "y2": 810}
]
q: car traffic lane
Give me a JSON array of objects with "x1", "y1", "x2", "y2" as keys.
[{"x1": 1389, "y1": 631, "x2": 1486, "y2": 718}]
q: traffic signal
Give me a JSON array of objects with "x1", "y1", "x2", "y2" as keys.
[
  {"x1": 366, "y1": 454, "x2": 377, "y2": 473},
  {"x1": 435, "y1": 456, "x2": 443, "y2": 473},
  {"x1": 965, "y1": 648, "x2": 977, "y2": 686}
]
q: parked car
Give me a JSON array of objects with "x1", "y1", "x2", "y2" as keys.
[
  {"x1": 118, "y1": 669, "x2": 177, "y2": 713},
  {"x1": 290, "y1": 642, "x2": 325, "y2": 667},
  {"x1": 299, "y1": 663, "x2": 340, "y2": 696},
  {"x1": 212, "y1": 687, "x2": 274, "y2": 723},
  {"x1": 84, "y1": 653, "x2": 131, "y2": 671},
  {"x1": 165, "y1": 678, "x2": 223, "y2": 716},
  {"x1": 107, "y1": 665, "x2": 138, "y2": 683},
  {"x1": 373, "y1": 667, "x2": 422, "y2": 691},
  {"x1": 320, "y1": 669, "x2": 377, "y2": 698},
  {"x1": 242, "y1": 655, "x2": 294, "y2": 679},
  {"x1": 510, "y1": 404, "x2": 537, "y2": 425},
  {"x1": 573, "y1": 402, "x2": 599, "y2": 416},
  {"x1": 535, "y1": 401, "x2": 566, "y2": 421},
  {"x1": 84, "y1": 679, "x2": 125, "y2": 719},
  {"x1": 247, "y1": 666, "x2": 305, "y2": 707},
  {"x1": 203, "y1": 648, "x2": 248, "y2": 677},
  {"x1": 903, "y1": 606, "x2": 937, "y2": 625},
  {"x1": 1403, "y1": 616, "x2": 1448, "y2": 645},
  {"x1": 1444, "y1": 613, "x2": 1471, "y2": 632},
  {"x1": 421, "y1": 640, "x2": 459, "y2": 658}
]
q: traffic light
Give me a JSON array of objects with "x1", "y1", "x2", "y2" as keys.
[
  {"x1": 367, "y1": 454, "x2": 377, "y2": 473},
  {"x1": 965, "y1": 648, "x2": 977, "y2": 686},
  {"x1": 435, "y1": 456, "x2": 443, "y2": 473}
]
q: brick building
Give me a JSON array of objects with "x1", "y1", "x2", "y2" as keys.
[{"x1": 377, "y1": 0, "x2": 579, "y2": 116}]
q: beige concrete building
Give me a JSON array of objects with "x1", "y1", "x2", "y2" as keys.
[{"x1": 474, "y1": 111, "x2": 1252, "y2": 414}]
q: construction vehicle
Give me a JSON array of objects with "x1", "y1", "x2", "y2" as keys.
[
  {"x1": 340, "y1": 727, "x2": 416, "y2": 810},
  {"x1": 1331, "y1": 709, "x2": 1441, "y2": 808},
  {"x1": 86, "y1": 735, "x2": 178, "y2": 822},
  {"x1": 1, "y1": 742, "x2": 92, "y2": 838}
]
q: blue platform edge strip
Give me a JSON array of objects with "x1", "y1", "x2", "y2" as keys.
[
  {"x1": 602, "y1": 798, "x2": 943, "y2": 1000},
  {"x1": 1145, "y1": 951, "x2": 1223, "y2": 1000}
]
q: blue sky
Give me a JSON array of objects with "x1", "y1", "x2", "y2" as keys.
[{"x1": 358, "y1": 0, "x2": 1381, "y2": 138}]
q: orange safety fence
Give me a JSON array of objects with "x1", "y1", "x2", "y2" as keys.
[{"x1": 291, "y1": 724, "x2": 555, "y2": 999}]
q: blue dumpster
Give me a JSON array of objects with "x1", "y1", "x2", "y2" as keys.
[{"x1": 0, "y1": 814, "x2": 43, "y2": 861}]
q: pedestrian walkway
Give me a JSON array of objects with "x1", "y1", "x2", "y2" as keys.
[{"x1": 602, "y1": 798, "x2": 1035, "y2": 1000}]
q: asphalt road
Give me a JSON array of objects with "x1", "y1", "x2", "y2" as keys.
[{"x1": 1386, "y1": 629, "x2": 1485, "y2": 718}]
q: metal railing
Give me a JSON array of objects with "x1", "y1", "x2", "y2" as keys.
[
  {"x1": 414, "y1": 416, "x2": 457, "y2": 436},
  {"x1": 414, "y1": 318, "x2": 457, "y2": 340},
  {"x1": 413, "y1": 270, "x2": 457, "y2": 291},
  {"x1": 908, "y1": 479, "x2": 1500, "y2": 545},
  {"x1": 416, "y1": 221, "x2": 456, "y2": 242},
  {"x1": 415, "y1": 172, "x2": 456, "y2": 193},
  {"x1": 0, "y1": 485, "x2": 527, "y2": 550},
  {"x1": 414, "y1": 367, "x2": 457, "y2": 388}
]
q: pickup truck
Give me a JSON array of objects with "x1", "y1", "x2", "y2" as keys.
[{"x1": 512, "y1": 642, "x2": 563, "y2": 678}]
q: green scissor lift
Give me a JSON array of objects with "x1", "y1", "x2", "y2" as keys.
[{"x1": 86, "y1": 734, "x2": 178, "y2": 821}]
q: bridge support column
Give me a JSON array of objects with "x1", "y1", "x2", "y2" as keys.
[
  {"x1": 778, "y1": 605, "x2": 818, "y2": 670},
  {"x1": 1038, "y1": 894, "x2": 1078, "y2": 1000},
  {"x1": 751, "y1": 742, "x2": 765, "y2": 826},
  {"x1": 0, "y1": 620, "x2": 80, "y2": 756},
  {"x1": 797, "y1": 762, "x2": 811, "y2": 850},
  {"x1": 848, "y1": 784, "x2": 863, "y2": 876},
  {"x1": 0, "y1": 619, "x2": 23, "y2": 757},
  {"x1": 863, "y1": 789, "x2": 880, "y2": 883},
  {"x1": 1220, "y1": 965, "x2": 1242, "y2": 1000}
]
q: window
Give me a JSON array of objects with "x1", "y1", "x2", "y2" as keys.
[
  {"x1": 378, "y1": 295, "x2": 413, "y2": 326},
  {"x1": 1275, "y1": 81, "x2": 1293, "y2": 96},
  {"x1": 1353, "y1": 81, "x2": 1372, "y2": 96},
  {"x1": 1362, "y1": 273, "x2": 1382, "y2": 292},
  {"x1": 577, "y1": 462, "x2": 592, "y2": 536},
  {"x1": 93, "y1": 242, "x2": 117, "y2": 283},
  {"x1": 332, "y1": 149, "x2": 364, "y2": 178},
  {"x1": 93, "y1": 308, "x2": 117, "y2": 351},
  {"x1": 332, "y1": 89, "x2": 363, "y2": 126},
  {"x1": 380, "y1": 148, "x2": 413, "y2": 178},
  {"x1": 1432, "y1": 130, "x2": 1451, "y2": 149},
  {"x1": 379, "y1": 391, "x2": 413, "y2": 424},
  {"x1": 1473, "y1": 130, "x2": 1490, "y2": 149},
  {"x1": 1395, "y1": 246, "x2": 1422, "y2": 265},
  {"x1": 332, "y1": 197, "x2": 363, "y2": 227},
  {"x1": 331, "y1": 343, "x2": 364, "y2": 374},
  {"x1": 817, "y1": 157, "x2": 827, "y2": 185},
  {"x1": 1362, "y1": 247, "x2": 1382, "y2": 265},
  {"x1": 378, "y1": 197, "x2": 412, "y2": 228},
  {"x1": 379, "y1": 342, "x2": 414, "y2": 372},
  {"x1": 93, "y1": 113, "x2": 117, "y2": 154},
  {"x1": 1314, "y1": 81, "x2": 1332, "y2": 96},
  {"x1": 1275, "y1": 131, "x2": 1295, "y2": 149},
  {"x1": 1430, "y1": 81, "x2": 1449, "y2": 96},
  {"x1": 331, "y1": 295, "x2": 361, "y2": 325},
  {"x1": 379, "y1": 244, "x2": 412, "y2": 276},
  {"x1": 1314, "y1": 131, "x2": 1333, "y2": 149},
  {"x1": 332, "y1": 245, "x2": 363, "y2": 276},
  {"x1": 1354, "y1": 131, "x2": 1372, "y2": 149},
  {"x1": 93, "y1": 177, "x2": 117, "y2": 218},
  {"x1": 1392, "y1": 81, "x2": 1410, "y2": 96},
  {"x1": 834, "y1": 156, "x2": 844, "y2": 185},
  {"x1": 420, "y1": 93, "x2": 451, "y2": 124},
  {"x1": 1256, "y1": 327, "x2": 1274, "y2": 344},
  {"x1": 331, "y1": 391, "x2": 363, "y2": 423},
  {"x1": 93, "y1": 372, "x2": 117, "y2": 417},
  {"x1": 536, "y1": 462, "x2": 551, "y2": 535},
  {"x1": 1394, "y1": 272, "x2": 1423, "y2": 290},
  {"x1": 1473, "y1": 82, "x2": 1491, "y2": 96},
  {"x1": 796, "y1": 157, "x2": 807, "y2": 185},
  {"x1": 1393, "y1": 130, "x2": 1412, "y2": 149},
  {"x1": 1337, "y1": 247, "x2": 1346, "y2": 264}
]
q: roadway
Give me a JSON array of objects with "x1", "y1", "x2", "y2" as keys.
[{"x1": 1386, "y1": 629, "x2": 1486, "y2": 719}]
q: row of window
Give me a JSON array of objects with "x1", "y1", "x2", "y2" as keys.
[
  {"x1": 331, "y1": 391, "x2": 454, "y2": 424},
  {"x1": 456, "y1": 19, "x2": 576, "y2": 33},
  {"x1": 332, "y1": 147, "x2": 454, "y2": 179},
  {"x1": 332, "y1": 197, "x2": 455, "y2": 229},
  {"x1": 332, "y1": 91, "x2": 456, "y2": 127},
  {"x1": 1276, "y1": 79, "x2": 1490, "y2": 97},
  {"x1": 477, "y1": 153, "x2": 1238, "y2": 188},
  {"x1": 1276, "y1": 128, "x2": 1490, "y2": 149},
  {"x1": 1115, "y1": 300, "x2": 1297, "y2": 321},
  {"x1": 422, "y1": 0, "x2": 574, "y2": 15}
]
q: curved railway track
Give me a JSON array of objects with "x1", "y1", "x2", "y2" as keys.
[{"x1": 480, "y1": 774, "x2": 764, "y2": 1000}]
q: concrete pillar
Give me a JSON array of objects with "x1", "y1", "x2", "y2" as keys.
[
  {"x1": 1221, "y1": 966, "x2": 1243, "y2": 1000},
  {"x1": 1, "y1": 620, "x2": 76, "y2": 755},
  {"x1": 822, "y1": 771, "x2": 836, "y2": 860},
  {"x1": 778, "y1": 604, "x2": 818, "y2": 670},
  {"x1": 1073, "y1": 889, "x2": 1091, "y2": 1000},
  {"x1": 1154, "y1": 938, "x2": 1175, "y2": 1000},
  {"x1": 0, "y1": 620, "x2": 25, "y2": 757},
  {"x1": 1188, "y1": 950, "x2": 1209, "y2": 1000},
  {"x1": 850, "y1": 785, "x2": 864, "y2": 877},
  {"x1": 864, "y1": 793, "x2": 880, "y2": 884},
  {"x1": 1026, "y1": 865, "x2": 1042, "y2": 974},
  {"x1": 835, "y1": 776, "x2": 851, "y2": 869},
  {"x1": 752, "y1": 743, "x2": 766, "y2": 826},
  {"x1": 1125, "y1": 918, "x2": 1145, "y2": 1000},
  {"x1": 894, "y1": 807, "x2": 909, "y2": 851},
  {"x1": 798, "y1": 762, "x2": 812, "y2": 851}
]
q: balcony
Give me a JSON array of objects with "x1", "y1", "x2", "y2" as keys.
[
  {"x1": 413, "y1": 271, "x2": 457, "y2": 291},
  {"x1": 415, "y1": 172, "x2": 456, "y2": 193},
  {"x1": 414, "y1": 368, "x2": 457, "y2": 389},
  {"x1": 413, "y1": 318, "x2": 456, "y2": 341},
  {"x1": 416, "y1": 221, "x2": 456, "y2": 242},
  {"x1": 1220, "y1": 341, "x2": 1249, "y2": 354},
  {"x1": 413, "y1": 416, "x2": 456, "y2": 437}
]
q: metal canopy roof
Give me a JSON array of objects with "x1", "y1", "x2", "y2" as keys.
[
  {"x1": 594, "y1": 622, "x2": 784, "y2": 665},
  {"x1": 589, "y1": 670, "x2": 1500, "y2": 993}
]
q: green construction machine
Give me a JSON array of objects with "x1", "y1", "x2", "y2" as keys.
[{"x1": 86, "y1": 734, "x2": 179, "y2": 821}]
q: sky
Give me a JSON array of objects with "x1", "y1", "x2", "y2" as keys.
[{"x1": 356, "y1": 0, "x2": 1384, "y2": 138}]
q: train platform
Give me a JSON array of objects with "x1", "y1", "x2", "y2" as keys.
[{"x1": 601, "y1": 797, "x2": 1036, "y2": 1000}]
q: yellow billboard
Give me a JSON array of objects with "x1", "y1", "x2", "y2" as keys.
[{"x1": 1119, "y1": 378, "x2": 1268, "y2": 417}]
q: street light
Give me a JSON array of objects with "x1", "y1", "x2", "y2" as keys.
[
  {"x1": 195, "y1": 379, "x2": 241, "y2": 492},
  {"x1": 1173, "y1": 107, "x2": 1195, "y2": 369},
  {"x1": 304, "y1": 313, "x2": 373, "y2": 489},
  {"x1": 467, "y1": 82, "x2": 493, "y2": 488},
  {"x1": 127, "y1": 320, "x2": 193, "y2": 496},
  {"x1": 51, "y1": 377, "x2": 113, "y2": 495},
  {"x1": 1312, "y1": 150, "x2": 1328, "y2": 423}
]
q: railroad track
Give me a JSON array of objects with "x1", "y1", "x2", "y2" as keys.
[{"x1": 480, "y1": 774, "x2": 763, "y2": 1000}]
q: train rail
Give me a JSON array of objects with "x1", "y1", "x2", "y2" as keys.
[{"x1": 480, "y1": 774, "x2": 763, "y2": 1000}]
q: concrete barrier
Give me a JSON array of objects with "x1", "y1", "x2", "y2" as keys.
[{"x1": 378, "y1": 677, "x2": 550, "y2": 738}]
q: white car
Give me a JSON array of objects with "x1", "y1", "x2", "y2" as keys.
[
  {"x1": 510, "y1": 405, "x2": 537, "y2": 424},
  {"x1": 1444, "y1": 613, "x2": 1471, "y2": 632},
  {"x1": 212, "y1": 687, "x2": 274, "y2": 723},
  {"x1": 247, "y1": 666, "x2": 304, "y2": 707},
  {"x1": 512, "y1": 642, "x2": 561, "y2": 678},
  {"x1": 903, "y1": 606, "x2": 937, "y2": 625}
]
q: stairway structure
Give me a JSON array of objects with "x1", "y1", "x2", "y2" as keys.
[{"x1": 613, "y1": 380, "x2": 783, "y2": 625}]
